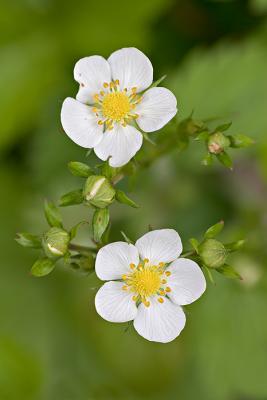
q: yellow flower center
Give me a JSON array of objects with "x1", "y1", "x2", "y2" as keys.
[
  {"x1": 102, "y1": 92, "x2": 131, "y2": 121},
  {"x1": 91, "y1": 80, "x2": 143, "y2": 130},
  {"x1": 122, "y1": 259, "x2": 172, "y2": 307}
]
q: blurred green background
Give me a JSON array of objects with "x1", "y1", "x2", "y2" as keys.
[{"x1": 1, "y1": 0, "x2": 267, "y2": 399}]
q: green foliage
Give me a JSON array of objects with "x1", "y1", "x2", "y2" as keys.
[
  {"x1": 68, "y1": 161, "x2": 93, "y2": 177},
  {"x1": 59, "y1": 189, "x2": 84, "y2": 207},
  {"x1": 115, "y1": 189, "x2": 140, "y2": 208},
  {"x1": 92, "y1": 208, "x2": 110, "y2": 242},
  {"x1": 15, "y1": 233, "x2": 41, "y2": 249}
]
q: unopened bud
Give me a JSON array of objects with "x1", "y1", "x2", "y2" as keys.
[
  {"x1": 43, "y1": 227, "x2": 70, "y2": 258},
  {"x1": 83, "y1": 175, "x2": 115, "y2": 209},
  {"x1": 208, "y1": 132, "x2": 230, "y2": 154},
  {"x1": 199, "y1": 239, "x2": 228, "y2": 268}
]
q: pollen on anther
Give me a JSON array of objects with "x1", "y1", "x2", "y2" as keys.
[
  {"x1": 165, "y1": 271, "x2": 171, "y2": 276},
  {"x1": 161, "y1": 279, "x2": 167, "y2": 284},
  {"x1": 103, "y1": 82, "x2": 109, "y2": 88},
  {"x1": 158, "y1": 297, "x2": 164, "y2": 303},
  {"x1": 165, "y1": 287, "x2": 171, "y2": 293},
  {"x1": 132, "y1": 295, "x2": 137, "y2": 302},
  {"x1": 143, "y1": 258, "x2": 149, "y2": 264},
  {"x1": 122, "y1": 285, "x2": 128, "y2": 291},
  {"x1": 122, "y1": 274, "x2": 127, "y2": 281},
  {"x1": 115, "y1": 79, "x2": 120, "y2": 85},
  {"x1": 144, "y1": 300, "x2": 150, "y2": 307},
  {"x1": 98, "y1": 120, "x2": 104, "y2": 125},
  {"x1": 130, "y1": 263, "x2": 135, "y2": 269},
  {"x1": 159, "y1": 262, "x2": 165, "y2": 267}
]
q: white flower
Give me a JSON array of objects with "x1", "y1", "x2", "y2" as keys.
[
  {"x1": 61, "y1": 48, "x2": 177, "y2": 167},
  {"x1": 95, "y1": 229, "x2": 206, "y2": 343}
]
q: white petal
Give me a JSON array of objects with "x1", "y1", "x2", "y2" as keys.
[
  {"x1": 61, "y1": 98, "x2": 103, "y2": 148},
  {"x1": 136, "y1": 87, "x2": 177, "y2": 132},
  {"x1": 166, "y1": 258, "x2": 206, "y2": 305},
  {"x1": 94, "y1": 124, "x2": 143, "y2": 167},
  {"x1": 135, "y1": 229, "x2": 182, "y2": 265},
  {"x1": 108, "y1": 47, "x2": 153, "y2": 92},
  {"x1": 133, "y1": 297, "x2": 186, "y2": 343},
  {"x1": 95, "y1": 242, "x2": 139, "y2": 281},
  {"x1": 74, "y1": 56, "x2": 111, "y2": 104},
  {"x1": 95, "y1": 281, "x2": 138, "y2": 323}
]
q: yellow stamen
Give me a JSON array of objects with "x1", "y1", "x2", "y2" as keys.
[
  {"x1": 161, "y1": 279, "x2": 167, "y2": 284},
  {"x1": 103, "y1": 82, "x2": 109, "y2": 88},
  {"x1": 165, "y1": 287, "x2": 171, "y2": 293},
  {"x1": 165, "y1": 271, "x2": 171, "y2": 276},
  {"x1": 158, "y1": 297, "x2": 164, "y2": 304},
  {"x1": 130, "y1": 263, "x2": 136, "y2": 269}
]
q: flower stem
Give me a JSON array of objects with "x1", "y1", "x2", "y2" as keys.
[{"x1": 69, "y1": 243, "x2": 97, "y2": 254}]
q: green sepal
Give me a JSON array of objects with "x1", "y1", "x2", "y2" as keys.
[
  {"x1": 15, "y1": 232, "x2": 42, "y2": 249},
  {"x1": 84, "y1": 175, "x2": 115, "y2": 209},
  {"x1": 121, "y1": 231, "x2": 133, "y2": 244},
  {"x1": 204, "y1": 220, "x2": 224, "y2": 239},
  {"x1": 92, "y1": 208, "x2": 110, "y2": 242},
  {"x1": 69, "y1": 221, "x2": 87, "y2": 240},
  {"x1": 202, "y1": 153, "x2": 213, "y2": 166},
  {"x1": 216, "y1": 264, "x2": 242, "y2": 280},
  {"x1": 68, "y1": 161, "x2": 93, "y2": 177},
  {"x1": 59, "y1": 189, "x2": 84, "y2": 207},
  {"x1": 31, "y1": 257, "x2": 56, "y2": 277},
  {"x1": 216, "y1": 151, "x2": 233, "y2": 170},
  {"x1": 100, "y1": 162, "x2": 120, "y2": 180},
  {"x1": 225, "y1": 239, "x2": 246, "y2": 252},
  {"x1": 115, "y1": 189, "x2": 139, "y2": 208},
  {"x1": 198, "y1": 239, "x2": 228, "y2": 268},
  {"x1": 195, "y1": 131, "x2": 210, "y2": 141},
  {"x1": 149, "y1": 74, "x2": 167, "y2": 89},
  {"x1": 42, "y1": 227, "x2": 70, "y2": 258},
  {"x1": 215, "y1": 122, "x2": 232, "y2": 132},
  {"x1": 203, "y1": 265, "x2": 215, "y2": 285},
  {"x1": 68, "y1": 254, "x2": 94, "y2": 274},
  {"x1": 44, "y1": 199, "x2": 63, "y2": 228},
  {"x1": 189, "y1": 238, "x2": 199, "y2": 254},
  {"x1": 229, "y1": 134, "x2": 254, "y2": 148}
]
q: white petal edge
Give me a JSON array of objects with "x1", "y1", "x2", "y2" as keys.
[
  {"x1": 133, "y1": 297, "x2": 186, "y2": 343},
  {"x1": 95, "y1": 281, "x2": 138, "y2": 323},
  {"x1": 108, "y1": 47, "x2": 153, "y2": 92},
  {"x1": 61, "y1": 97, "x2": 103, "y2": 148},
  {"x1": 136, "y1": 87, "x2": 177, "y2": 132},
  {"x1": 135, "y1": 229, "x2": 182, "y2": 265},
  {"x1": 166, "y1": 258, "x2": 206, "y2": 305},
  {"x1": 94, "y1": 124, "x2": 143, "y2": 168},
  {"x1": 95, "y1": 242, "x2": 139, "y2": 281},
  {"x1": 74, "y1": 56, "x2": 111, "y2": 104}
]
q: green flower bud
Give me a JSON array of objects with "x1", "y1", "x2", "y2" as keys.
[
  {"x1": 198, "y1": 239, "x2": 228, "y2": 268},
  {"x1": 208, "y1": 132, "x2": 230, "y2": 154},
  {"x1": 83, "y1": 175, "x2": 115, "y2": 209},
  {"x1": 43, "y1": 227, "x2": 70, "y2": 258}
]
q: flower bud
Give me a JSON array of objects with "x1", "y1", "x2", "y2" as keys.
[
  {"x1": 83, "y1": 175, "x2": 115, "y2": 209},
  {"x1": 198, "y1": 239, "x2": 228, "y2": 268},
  {"x1": 43, "y1": 227, "x2": 70, "y2": 258},
  {"x1": 208, "y1": 132, "x2": 230, "y2": 154}
]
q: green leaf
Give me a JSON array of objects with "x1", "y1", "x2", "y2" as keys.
[
  {"x1": 68, "y1": 161, "x2": 93, "y2": 177},
  {"x1": 215, "y1": 122, "x2": 232, "y2": 132},
  {"x1": 59, "y1": 189, "x2": 84, "y2": 207},
  {"x1": 100, "y1": 162, "x2": 120, "y2": 180},
  {"x1": 189, "y1": 238, "x2": 199, "y2": 254},
  {"x1": 121, "y1": 231, "x2": 133, "y2": 244},
  {"x1": 69, "y1": 221, "x2": 87, "y2": 240},
  {"x1": 15, "y1": 232, "x2": 42, "y2": 249},
  {"x1": 229, "y1": 134, "x2": 254, "y2": 148},
  {"x1": 31, "y1": 257, "x2": 56, "y2": 277},
  {"x1": 44, "y1": 199, "x2": 63, "y2": 228},
  {"x1": 216, "y1": 264, "x2": 242, "y2": 280},
  {"x1": 204, "y1": 221, "x2": 224, "y2": 239},
  {"x1": 216, "y1": 151, "x2": 233, "y2": 170},
  {"x1": 202, "y1": 153, "x2": 213, "y2": 166},
  {"x1": 225, "y1": 239, "x2": 246, "y2": 252},
  {"x1": 115, "y1": 189, "x2": 140, "y2": 208},
  {"x1": 92, "y1": 208, "x2": 110, "y2": 242}
]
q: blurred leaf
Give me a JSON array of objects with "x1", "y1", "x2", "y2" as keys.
[
  {"x1": 201, "y1": 153, "x2": 213, "y2": 166},
  {"x1": 70, "y1": 221, "x2": 87, "y2": 240},
  {"x1": 68, "y1": 161, "x2": 93, "y2": 178},
  {"x1": 225, "y1": 239, "x2": 246, "y2": 252},
  {"x1": 44, "y1": 199, "x2": 63, "y2": 228},
  {"x1": 92, "y1": 208, "x2": 110, "y2": 242},
  {"x1": 115, "y1": 190, "x2": 140, "y2": 208},
  {"x1": 15, "y1": 232, "x2": 41, "y2": 249},
  {"x1": 216, "y1": 264, "x2": 242, "y2": 280},
  {"x1": 204, "y1": 221, "x2": 224, "y2": 239},
  {"x1": 31, "y1": 257, "x2": 55, "y2": 277},
  {"x1": 59, "y1": 189, "x2": 84, "y2": 207},
  {"x1": 203, "y1": 265, "x2": 215, "y2": 285},
  {"x1": 189, "y1": 238, "x2": 199, "y2": 254}
]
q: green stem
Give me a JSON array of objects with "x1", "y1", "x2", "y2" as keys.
[{"x1": 69, "y1": 243, "x2": 97, "y2": 254}]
